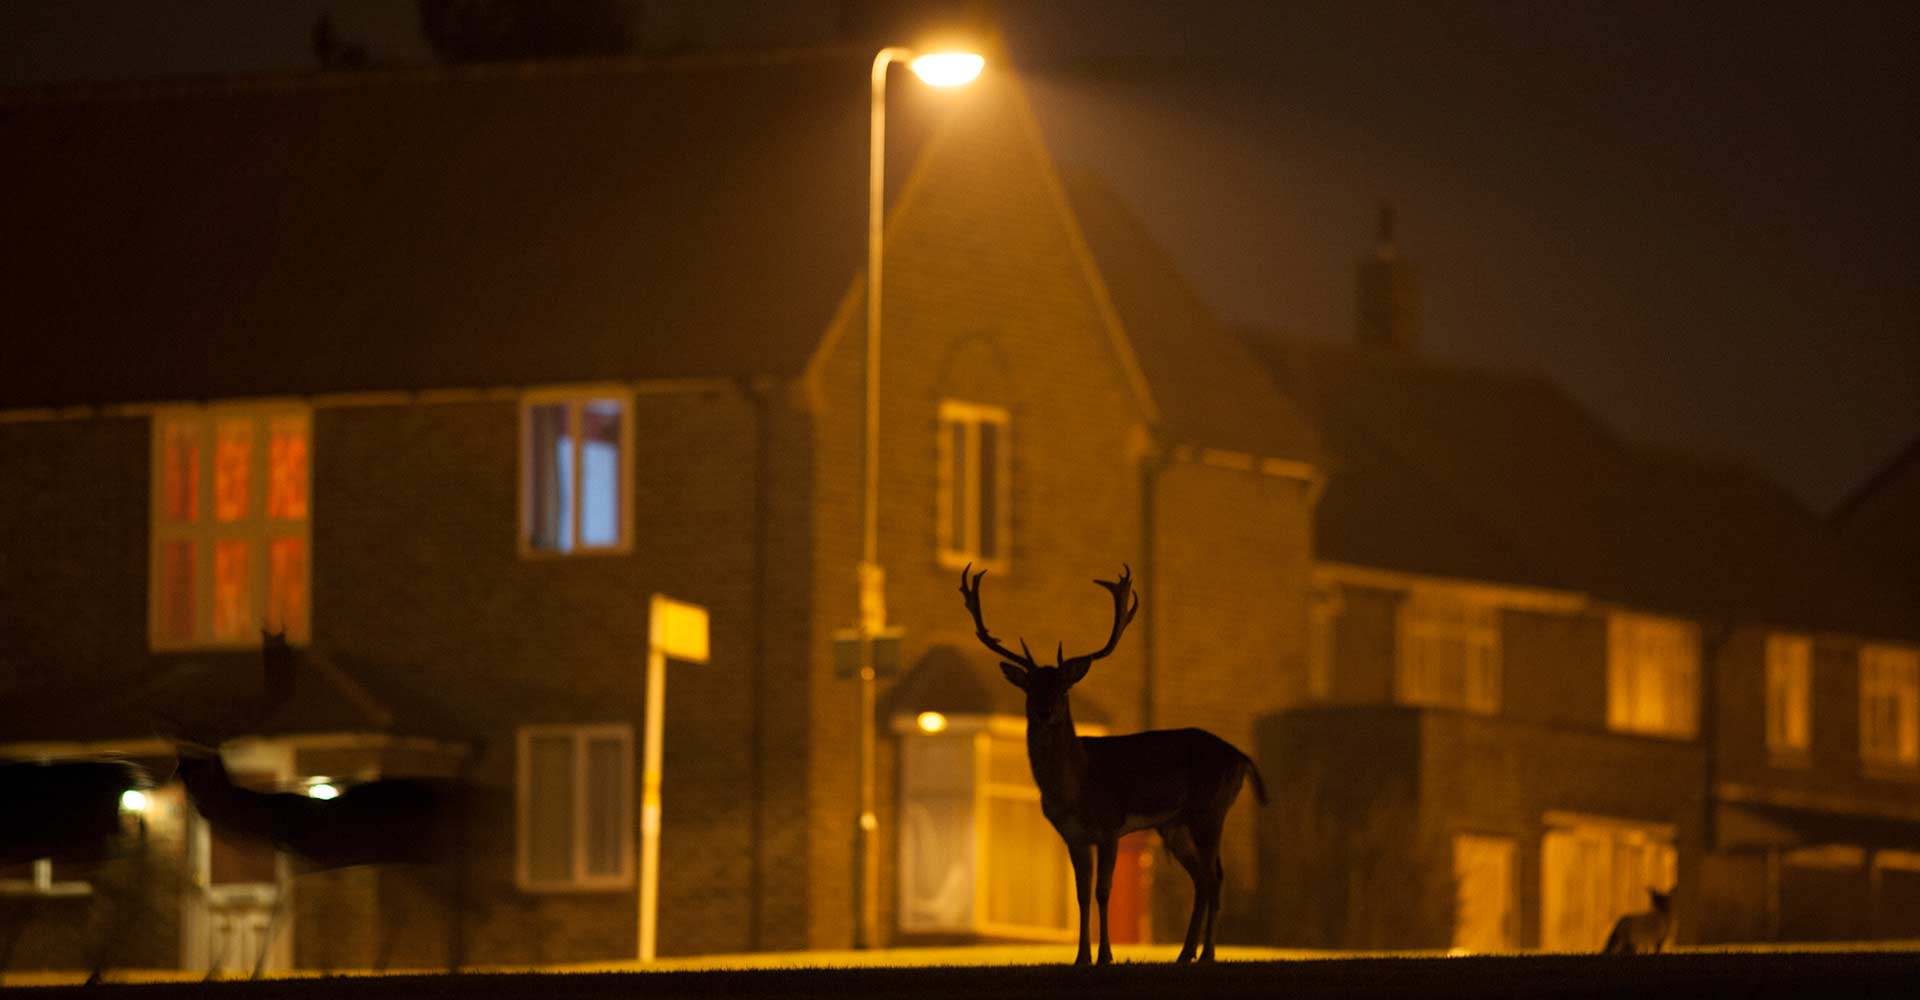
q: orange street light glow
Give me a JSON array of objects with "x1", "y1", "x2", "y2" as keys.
[
  {"x1": 306, "y1": 780, "x2": 340, "y2": 800},
  {"x1": 916, "y1": 711, "x2": 949, "y2": 734},
  {"x1": 910, "y1": 52, "x2": 985, "y2": 88}
]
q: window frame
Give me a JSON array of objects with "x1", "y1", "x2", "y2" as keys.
[
  {"x1": 1396, "y1": 586, "x2": 1502, "y2": 714},
  {"x1": 934, "y1": 400, "x2": 1012, "y2": 573},
  {"x1": 0, "y1": 858, "x2": 93, "y2": 898},
  {"x1": 1765, "y1": 633, "x2": 1813, "y2": 765},
  {"x1": 148, "y1": 403, "x2": 312, "y2": 651},
  {"x1": 514, "y1": 723, "x2": 636, "y2": 893},
  {"x1": 1605, "y1": 612, "x2": 1700, "y2": 739},
  {"x1": 1859, "y1": 644, "x2": 1920, "y2": 772},
  {"x1": 1450, "y1": 831, "x2": 1518, "y2": 953},
  {"x1": 517, "y1": 388, "x2": 635, "y2": 559}
]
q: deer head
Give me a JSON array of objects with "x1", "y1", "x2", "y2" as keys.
[{"x1": 959, "y1": 564, "x2": 1139, "y2": 725}]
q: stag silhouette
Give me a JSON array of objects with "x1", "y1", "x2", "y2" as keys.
[{"x1": 960, "y1": 564, "x2": 1267, "y2": 965}]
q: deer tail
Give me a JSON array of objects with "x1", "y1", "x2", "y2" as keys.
[{"x1": 1240, "y1": 753, "x2": 1269, "y2": 807}]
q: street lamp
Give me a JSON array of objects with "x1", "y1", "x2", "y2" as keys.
[{"x1": 853, "y1": 44, "x2": 984, "y2": 952}]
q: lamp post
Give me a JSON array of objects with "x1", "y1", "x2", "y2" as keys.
[{"x1": 852, "y1": 45, "x2": 984, "y2": 952}]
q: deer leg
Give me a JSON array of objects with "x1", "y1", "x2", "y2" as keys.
[
  {"x1": 1068, "y1": 841, "x2": 1094, "y2": 965},
  {"x1": 1186, "y1": 816, "x2": 1225, "y2": 965},
  {"x1": 1159, "y1": 825, "x2": 1205, "y2": 964},
  {"x1": 1094, "y1": 835, "x2": 1119, "y2": 965}
]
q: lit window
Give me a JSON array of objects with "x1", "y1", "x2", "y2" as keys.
[
  {"x1": 1398, "y1": 587, "x2": 1500, "y2": 714},
  {"x1": 522, "y1": 394, "x2": 630, "y2": 555},
  {"x1": 1606, "y1": 613, "x2": 1699, "y2": 738},
  {"x1": 1860, "y1": 645, "x2": 1919, "y2": 770},
  {"x1": 1452, "y1": 834, "x2": 1516, "y2": 952},
  {"x1": 898, "y1": 726, "x2": 1080, "y2": 940},
  {"x1": 1540, "y1": 815, "x2": 1676, "y2": 951},
  {"x1": 1766, "y1": 633, "x2": 1812, "y2": 761},
  {"x1": 150, "y1": 407, "x2": 311, "y2": 649},
  {"x1": 936, "y1": 401, "x2": 1011, "y2": 571},
  {"x1": 516, "y1": 724, "x2": 633, "y2": 891}
]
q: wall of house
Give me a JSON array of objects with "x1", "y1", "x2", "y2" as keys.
[
  {"x1": 311, "y1": 385, "x2": 795, "y2": 964},
  {"x1": 1418, "y1": 710, "x2": 1706, "y2": 949},
  {"x1": 1257, "y1": 705, "x2": 1705, "y2": 950},
  {"x1": 1502, "y1": 609, "x2": 1610, "y2": 731},
  {"x1": 802, "y1": 68, "x2": 1159, "y2": 950},
  {"x1": 1712, "y1": 625, "x2": 1920, "y2": 820},
  {"x1": 1321, "y1": 584, "x2": 1397, "y2": 704},
  {"x1": 0, "y1": 417, "x2": 149, "y2": 700},
  {"x1": 1147, "y1": 456, "x2": 1314, "y2": 941}
]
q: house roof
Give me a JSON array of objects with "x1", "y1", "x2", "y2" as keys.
[
  {"x1": 1830, "y1": 434, "x2": 1920, "y2": 588},
  {"x1": 1255, "y1": 336, "x2": 1918, "y2": 640},
  {"x1": 0, "y1": 50, "x2": 898, "y2": 409},
  {"x1": 1059, "y1": 171, "x2": 1319, "y2": 465}
]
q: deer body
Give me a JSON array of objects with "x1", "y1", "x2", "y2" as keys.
[{"x1": 962, "y1": 565, "x2": 1266, "y2": 965}]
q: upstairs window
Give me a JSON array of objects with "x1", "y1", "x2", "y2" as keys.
[
  {"x1": 1397, "y1": 587, "x2": 1500, "y2": 714},
  {"x1": 516, "y1": 724, "x2": 634, "y2": 891},
  {"x1": 150, "y1": 407, "x2": 311, "y2": 649},
  {"x1": 522, "y1": 393, "x2": 631, "y2": 555},
  {"x1": 936, "y1": 401, "x2": 1011, "y2": 571},
  {"x1": 1860, "y1": 645, "x2": 1919, "y2": 770},
  {"x1": 1765, "y1": 633, "x2": 1813, "y2": 762},
  {"x1": 1607, "y1": 613, "x2": 1699, "y2": 739}
]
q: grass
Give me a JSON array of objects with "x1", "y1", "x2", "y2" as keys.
[{"x1": 8, "y1": 945, "x2": 1920, "y2": 998}]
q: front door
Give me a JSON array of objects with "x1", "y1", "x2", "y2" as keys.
[{"x1": 182, "y1": 769, "x2": 291, "y2": 975}]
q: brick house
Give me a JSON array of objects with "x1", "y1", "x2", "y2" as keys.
[
  {"x1": 0, "y1": 47, "x2": 1321, "y2": 972},
  {"x1": 1245, "y1": 220, "x2": 1920, "y2": 951}
]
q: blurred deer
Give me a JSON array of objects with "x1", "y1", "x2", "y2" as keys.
[
  {"x1": 164, "y1": 631, "x2": 479, "y2": 974},
  {"x1": 0, "y1": 758, "x2": 154, "y2": 983},
  {"x1": 960, "y1": 564, "x2": 1267, "y2": 965},
  {"x1": 1603, "y1": 887, "x2": 1674, "y2": 955}
]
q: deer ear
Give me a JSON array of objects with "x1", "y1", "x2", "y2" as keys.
[
  {"x1": 998, "y1": 662, "x2": 1029, "y2": 690},
  {"x1": 1062, "y1": 656, "x2": 1092, "y2": 686}
]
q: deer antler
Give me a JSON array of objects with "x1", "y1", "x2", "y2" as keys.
[
  {"x1": 1062, "y1": 565, "x2": 1140, "y2": 668},
  {"x1": 959, "y1": 563, "x2": 1040, "y2": 672}
]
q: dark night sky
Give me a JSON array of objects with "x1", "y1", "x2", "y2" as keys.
[{"x1": 4, "y1": 1, "x2": 1914, "y2": 513}]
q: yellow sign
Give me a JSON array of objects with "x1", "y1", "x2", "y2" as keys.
[{"x1": 649, "y1": 594, "x2": 710, "y2": 664}]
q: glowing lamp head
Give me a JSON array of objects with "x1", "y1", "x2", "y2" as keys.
[
  {"x1": 118, "y1": 789, "x2": 148, "y2": 814},
  {"x1": 909, "y1": 52, "x2": 985, "y2": 88},
  {"x1": 915, "y1": 710, "x2": 949, "y2": 734},
  {"x1": 306, "y1": 781, "x2": 340, "y2": 801}
]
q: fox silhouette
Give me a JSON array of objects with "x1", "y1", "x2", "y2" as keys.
[{"x1": 1603, "y1": 888, "x2": 1673, "y2": 954}]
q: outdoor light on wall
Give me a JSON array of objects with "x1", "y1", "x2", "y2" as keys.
[
  {"x1": 909, "y1": 52, "x2": 985, "y2": 88},
  {"x1": 118, "y1": 789, "x2": 149, "y2": 814},
  {"x1": 305, "y1": 779, "x2": 340, "y2": 800},
  {"x1": 916, "y1": 711, "x2": 949, "y2": 734}
]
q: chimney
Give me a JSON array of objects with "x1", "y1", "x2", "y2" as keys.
[{"x1": 1356, "y1": 201, "x2": 1419, "y2": 351}]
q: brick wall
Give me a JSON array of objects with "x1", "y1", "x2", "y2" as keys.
[
  {"x1": 0, "y1": 418, "x2": 148, "y2": 698},
  {"x1": 1148, "y1": 457, "x2": 1313, "y2": 941}
]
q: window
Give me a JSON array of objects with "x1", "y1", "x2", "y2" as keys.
[
  {"x1": 150, "y1": 407, "x2": 311, "y2": 649},
  {"x1": 516, "y1": 724, "x2": 633, "y2": 890},
  {"x1": 1606, "y1": 613, "x2": 1699, "y2": 738},
  {"x1": 1397, "y1": 587, "x2": 1500, "y2": 713},
  {"x1": 1860, "y1": 645, "x2": 1919, "y2": 770},
  {"x1": 936, "y1": 401, "x2": 1010, "y2": 571},
  {"x1": 521, "y1": 393, "x2": 631, "y2": 555},
  {"x1": 1452, "y1": 834, "x2": 1517, "y2": 953},
  {"x1": 1540, "y1": 814, "x2": 1676, "y2": 951},
  {"x1": 1766, "y1": 633, "x2": 1812, "y2": 762},
  {"x1": 898, "y1": 723, "x2": 1080, "y2": 940}
]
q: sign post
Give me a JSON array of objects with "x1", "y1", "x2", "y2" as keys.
[{"x1": 640, "y1": 594, "x2": 709, "y2": 963}]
